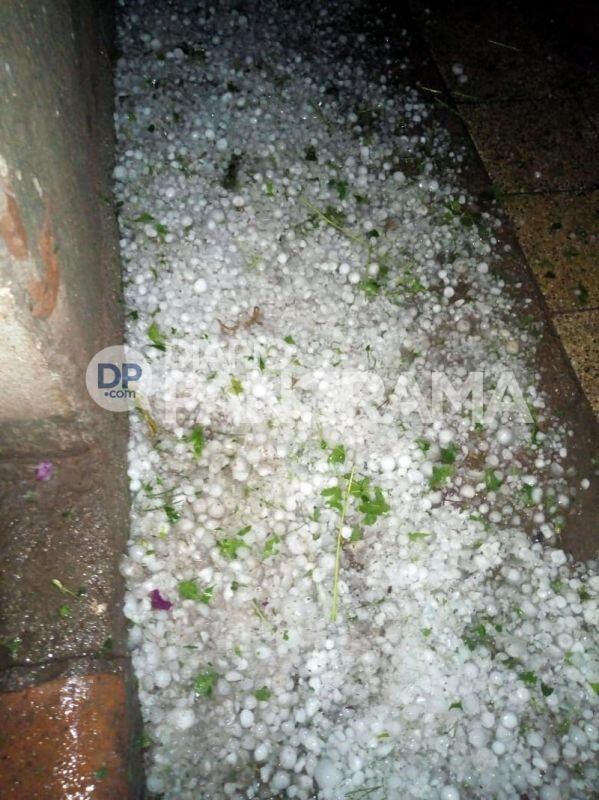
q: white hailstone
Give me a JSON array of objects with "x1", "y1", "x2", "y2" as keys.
[
  {"x1": 271, "y1": 772, "x2": 290, "y2": 790},
  {"x1": 314, "y1": 759, "x2": 341, "y2": 789},
  {"x1": 216, "y1": 137, "x2": 228, "y2": 151},
  {"x1": 496, "y1": 427, "x2": 513, "y2": 445},
  {"x1": 451, "y1": 63, "x2": 464, "y2": 75},
  {"x1": 380, "y1": 455, "x2": 396, "y2": 472},
  {"x1": 348, "y1": 271, "x2": 361, "y2": 285},
  {"x1": 168, "y1": 708, "x2": 196, "y2": 730},
  {"x1": 254, "y1": 743, "x2": 269, "y2": 761},
  {"x1": 239, "y1": 709, "x2": 254, "y2": 728},
  {"x1": 232, "y1": 195, "x2": 245, "y2": 207},
  {"x1": 154, "y1": 670, "x2": 171, "y2": 688},
  {"x1": 193, "y1": 278, "x2": 208, "y2": 293},
  {"x1": 500, "y1": 712, "x2": 518, "y2": 730},
  {"x1": 440, "y1": 786, "x2": 460, "y2": 800},
  {"x1": 438, "y1": 429, "x2": 454, "y2": 446},
  {"x1": 477, "y1": 262, "x2": 489, "y2": 274},
  {"x1": 279, "y1": 746, "x2": 297, "y2": 769}
]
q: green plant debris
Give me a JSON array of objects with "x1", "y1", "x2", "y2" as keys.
[
  {"x1": 194, "y1": 669, "x2": 218, "y2": 697},
  {"x1": 429, "y1": 464, "x2": 454, "y2": 490},
  {"x1": 184, "y1": 425, "x2": 205, "y2": 458},
  {"x1": 164, "y1": 504, "x2": 181, "y2": 524},
  {"x1": 283, "y1": 335, "x2": 295, "y2": 344},
  {"x1": 485, "y1": 469, "x2": 503, "y2": 492},
  {"x1": 262, "y1": 535, "x2": 281, "y2": 558},
  {"x1": 449, "y1": 701, "x2": 463, "y2": 710},
  {"x1": 51, "y1": 578, "x2": 77, "y2": 597},
  {"x1": 541, "y1": 682, "x2": 554, "y2": 697},
  {"x1": 575, "y1": 282, "x2": 589, "y2": 305},
  {"x1": 148, "y1": 321, "x2": 167, "y2": 351},
  {"x1": 178, "y1": 580, "x2": 213, "y2": 604},
  {"x1": 462, "y1": 621, "x2": 494, "y2": 651},
  {"x1": 331, "y1": 466, "x2": 356, "y2": 622},
  {"x1": 222, "y1": 154, "x2": 241, "y2": 191},
  {"x1": 254, "y1": 686, "x2": 272, "y2": 701},
  {"x1": 237, "y1": 525, "x2": 252, "y2": 536},
  {"x1": 94, "y1": 766, "x2": 108, "y2": 781},
  {"x1": 328, "y1": 444, "x2": 346, "y2": 465},
  {"x1": 519, "y1": 671, "x2": 537, "y2": 687},
  {"x1": 304, "y1": 145, "x2": 317, "y2": 161},
  {"x1": 217, "y1": 537, "x2": 249, "y2": 560},
  {"x1": 416, "y1": 438, "x2": 430, "y2": 453},
  {"x1": 58, "y1": 604, "x2": 72, "y2": 618},
  {"x1": 422, "y1": 628, "x2": 432, "y2": 638},
  {"x1": 440, "y1": 443, "x2": 458, "y2": 464},
  {"x1": 229, "y1": 377, "x2": 244, "y2": 395},
  {"x1": 3, "y1": 636, "x2": 22, "y2": 658},
  {"x1": 408, "y1": 531, "x2": 431, "y2": 542}
]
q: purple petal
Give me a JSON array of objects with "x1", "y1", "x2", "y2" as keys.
[
  {"x1": 35, "y1": 460, "x2": 54, "y2": 481},
  {"x1": 150, "y1": 589, "x2": 173, "y2": 611}
]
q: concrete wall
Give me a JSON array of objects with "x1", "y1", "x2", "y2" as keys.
[{"x1": 0, "y1": 0, "x2": 123, "y2": 454}]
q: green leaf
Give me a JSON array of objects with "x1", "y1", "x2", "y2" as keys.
[
  {"x1": 148, "y1": 322, "x2": 167, "y2": 351},
  {"x1": 415, "y1": 438, "x2": 430, "y2": 453},
  {"x1": 164, "y1": 504, "x2": 180, "y2": 524},
  {"x1": 217, "y1": 538, "x2": 248, "y2": 560},
  {"x1": 348, "y1": 527, "x2": 363, "y2": 543},
  {"x1": 579, "y1": 587, "x2": 591, "y2": 601},
  {"x1": 321, "y1": 486, "x2": 343, "y2": 513},
  {"x1": 283, "y1": 335, "x2": 295, "y2": 344},
  {"x1": 540, "y1": 682, "x2": 554, "y2": 697},
  {"x1": 194, "y1": 670, "x2": 218, "y2": 697},
  {"x1": 262, "y1": 535, "x2": 281, "y2": 558},
  {"x1": 429, "y1": 464, "x2": 454, "y2": 489},
  {"x1": 485, "y1": 469, "x2": 503, "y2": 492},
  {"x1": 58, "y1": 604, "x2": 71, "y2": 618},
  {"x1": 519, "y1": 671, "x2": 537, "y2": 687},
  {"x1": 422, "y1": 628, "x2": 432, "y2": 638},
  {"x1": 575, "y1": 282, "x2": 589, "y2": 306},
  {"x1": 178, "y1": 580, "x2": 213, "y2": 604},
  {"x1": 449, "y1": 701, "x2": 463, "y2": 710},
  {"x1": 254, "y1": 686, "x2": 272, "y2": 701},
  {"x1": 304, "y1": 145, "x2": 317, "y2": 162},
  {"x1": 358, "y1": 487, "x2": 390, "y2": 525},
  {"x1": 408, "y1": 531, "x2": 431, "y2": 542},
  {"x1": 335, "y1": 180, "x2": 348, "y2": 200},
  {"x1": 184, "y1": 425, "x2": 205, "y2": 458},
  {"x1": 237, "y1": 525, "x2": 252, "y2": 536},
  {"x1": 134, "y1": 212, "x2": 155, "y2": 224},
  {"x1": 328, "y1": 444, "x2": 346, "y2": 465},
  {"x1": 440, "y1": 443, "x2": 458, "y2": 464},
  {"x1": 258, "y1": 355, "x2": 266, "y2": 371},
  {"x1": 3, "y1": 637, "x2": 21, "y2": 658},
  {"x1": 589, "y1": 682, "x2": 599, "y2": 696},
  {"x1": 229, "y1": 377, "x2": 244, "y2": 395}
]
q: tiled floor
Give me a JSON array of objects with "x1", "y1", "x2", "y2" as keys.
[{"x1": 415, "y1": 0, "x2": 599, "y2": 413}]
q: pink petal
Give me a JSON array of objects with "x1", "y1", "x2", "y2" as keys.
[
  {"x1": 35, "y1": 460, "x2": 54, "y2": 481},
  {"x1": 150, "y1": 589, "x2": 173, "y2": 611}
]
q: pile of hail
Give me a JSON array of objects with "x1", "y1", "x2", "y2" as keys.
[{"x1": 114, "y1": 1, "x2": 598, "y2": 798}]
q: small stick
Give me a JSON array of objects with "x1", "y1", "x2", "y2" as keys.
[{"x1": 331, "y1": 466, "x2": 356, "y2": 622}]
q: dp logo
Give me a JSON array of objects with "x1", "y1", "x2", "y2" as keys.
[{"x1": 86, "y1": 345, "x2": 151, "y2": 411}]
